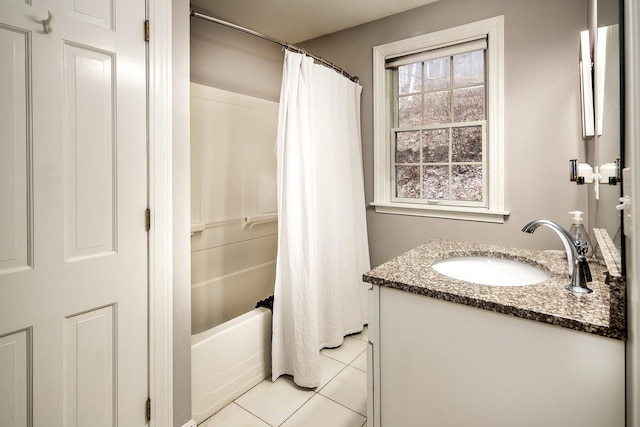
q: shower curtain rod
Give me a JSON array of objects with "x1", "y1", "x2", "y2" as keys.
[{"x1": 190, "y1": 9, "x2": 360, "y2": 84}]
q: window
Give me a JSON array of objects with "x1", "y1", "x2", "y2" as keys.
[{"x1": 372, "y1": 16, "x2": 508, "y2": 223}]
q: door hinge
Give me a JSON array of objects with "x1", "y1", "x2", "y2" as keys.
[
  {"x1": 144, "y1": 20, "x2": 150, "y2": 42},
  {"x1": 146, "y1": 397, "x2": 151, "y2": 422},
  {"x1": 145, "y1": 208, "x2": 151, "y2": 231}
]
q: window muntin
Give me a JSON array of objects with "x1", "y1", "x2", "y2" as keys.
[
  {"x1": 371, "y1": 16, "x2": 507, "y2": 223},
  {"x1": 391, "y1": 48, "x2": 487, "y2": 207}
]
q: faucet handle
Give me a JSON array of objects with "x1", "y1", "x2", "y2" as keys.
[{"x1": 581, "y1": 259, "x2": 592, "y2": 282}]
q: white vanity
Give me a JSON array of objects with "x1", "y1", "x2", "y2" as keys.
[{"x1": 364, "y1": 239, "x2": 625, "y2": 427}]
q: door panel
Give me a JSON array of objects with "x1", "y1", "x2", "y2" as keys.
[
  {"x1": 0, "y1": 0, "x2": 148, "y2": 425},
  {"x1": 63, "y1": 43, "x2": 115, "y2": 259},
  {"x1": 0, "y1": 330, "x2": 29, "y2": 427},
  {"x1": 64, "y1": 0, "x2": 114, "y2": 29},
  {"x1": 0, "y1": 24, "x2": 29, "y2": 274},
  {"x1": 63, "y1": 306, "x2": 114, "y2": 427}
]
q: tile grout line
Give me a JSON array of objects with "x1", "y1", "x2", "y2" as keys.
[
  {"x1": 317, "y1": 362, "x2": 368, "y2": 418},
  {"x1": 275, "y1": 394, "x2": 313, "y2": 426},
  {"x1": 317, "y1": 360, "x2": 349, "y2": 393},
  {"x1": 230, "y1": 380, "x2": 276, "y2": 425},
  {"x1": 276, "y1": 392, "x2": 368, "y2": 426},
  {"x1": 233, "y1": 402, "x2": 274, "y2": 427},
  {"x1": 278, "y1": 360, "x2": 349, "y2": 426},
  {"x1": 277, "y1": 352, "x2": 367, "y2": 425},
  {"x1": 316, "y1": 392, "x2": 368, "y2": 419},
  {"x1": 230, "y1": 400, "x2": 274, "y2": 426},
  {"x1": 317, "y1": 369, "x2": 368, "y2": 418},
  {"x1": 219, "y1": 339, "x2": 369, "y2": 427},
  {"x1": 321, "y1": 342, "x2": 368, "y2": 365}
]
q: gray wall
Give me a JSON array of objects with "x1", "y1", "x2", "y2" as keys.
[
  {"x1": 191, "y1": 12, "x2": 283, "y2": 102},
  {"x1": 190, "y1": 0, "x2": 591, "y2": 273},
  {"x1": 174, "y1": 0, "x2": 192, "y2": 425},
  {"x1": 300, "y1": 0, "x2": 590, "y2": 266}
]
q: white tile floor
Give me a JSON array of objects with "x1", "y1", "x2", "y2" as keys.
[{"x1": 201, "y1": 327, "x2": 369, "y2": 427}]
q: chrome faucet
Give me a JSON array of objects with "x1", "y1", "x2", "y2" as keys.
[{"x1": 521, "y1": 219, "x2": 593, "y2": 294}]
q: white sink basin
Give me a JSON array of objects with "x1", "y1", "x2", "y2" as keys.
[{"x1": 431, "y1": 256, "x2": 550, "y2": 286}]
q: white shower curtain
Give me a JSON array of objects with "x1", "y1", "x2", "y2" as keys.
[{"x1": 271, "y1": 51, "x2": 370, "y2": 388}]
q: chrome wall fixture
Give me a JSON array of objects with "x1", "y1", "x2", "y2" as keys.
[{"x1": 570, "y1": 158, "x2": 621, "y2": 185}]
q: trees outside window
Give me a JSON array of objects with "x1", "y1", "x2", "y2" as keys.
[{"x1": 372, "y1": 16, "x2": 508, "y2": 223}]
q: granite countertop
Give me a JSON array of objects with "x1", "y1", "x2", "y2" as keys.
[{"x1": 363, "y1": 239, "x2": 626, "y2": 340}]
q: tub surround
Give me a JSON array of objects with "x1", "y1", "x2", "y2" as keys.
[
  {"x1": 363, "y1": 239, "x2": 626, "y2": 340},
  {"x1": 190, "y1": 84, "x2": 278, "y2": 335}
]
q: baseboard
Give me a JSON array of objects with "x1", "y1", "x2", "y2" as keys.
[{"x1": 181, "y1": 419, "x2": 197, "y2": 427}]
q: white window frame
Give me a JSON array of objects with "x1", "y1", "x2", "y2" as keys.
[{"x1": 372, "y1": 16, "x2": 509, "y2": 223}]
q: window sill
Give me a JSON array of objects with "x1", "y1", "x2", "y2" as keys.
[{"x1": 370, "y1": 202, "x2": 510, "y2": 223}]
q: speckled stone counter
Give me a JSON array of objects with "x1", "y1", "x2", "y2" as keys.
[{"x1": 363, "y1": 240, "x2": 626, "y2": 340}]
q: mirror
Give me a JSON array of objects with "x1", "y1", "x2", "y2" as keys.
[{"x1": 588, "y1": 0, "x2": 624, "y2": 268}]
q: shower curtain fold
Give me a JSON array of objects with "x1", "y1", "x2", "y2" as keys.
[{"x1": 271, "y1": 51, "x2": 370, "y2": 388}]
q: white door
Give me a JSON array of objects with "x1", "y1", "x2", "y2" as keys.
[{"x1": 0, "y1": 0, "x2": 148, "y2": 426}]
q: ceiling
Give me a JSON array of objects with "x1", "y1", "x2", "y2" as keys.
[{"x1": 190, "y1": 0, "x2": 439, "y2": 43}]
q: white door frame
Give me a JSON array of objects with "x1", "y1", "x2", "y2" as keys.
[
  {"x1": 148, "y1": 0, "x2": 175, "y2": 425},
  {"x1": 624, "y1": 1, "x2": 640, "y2": 426}
]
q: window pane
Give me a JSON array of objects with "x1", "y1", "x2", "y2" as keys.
[
  {"x1": 422, "y1": 166, "x2": 449, "y2": 199},
  {"x1": 452, "y1": 126, "x2": 482, "y2": 162},
  {"x1": 452, "y1": 165, "x2": 482, "y2": 201},
  {"x1": 453, "y1": 50, "x2": 484, "y2": 88},
  {"x1": 424, "y1": 57, "x2": 450, "y2": 91},
  {"x1": 396, "y1": 131, "x2": 420, "y2": 163},
  {"x1": 396, "y1": 166, "x2": 420, "y2": 198},
  {"x1": 453, "y1": 86, "x2": 484, "y2": 122},
  {"x1": 398, "y1": 63, "x2": 422, "y2": 94},
  {"x1": 424, "y1": 91, "x2": 451, "y2": 125},
  {"x1": 398, "y1": 94, "x2": 422, "y2": 127},
  {"x1": 422, "y1": 129, "x2": 449, "y2": 163}
]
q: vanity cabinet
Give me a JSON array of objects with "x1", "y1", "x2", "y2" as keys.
[{"x1": 367, "y1": 285, "x2": 625, "y2": 427}]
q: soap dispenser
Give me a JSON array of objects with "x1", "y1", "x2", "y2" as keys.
[{"x1": 568, "y1": 211, "x2": 593, "y2": 259}]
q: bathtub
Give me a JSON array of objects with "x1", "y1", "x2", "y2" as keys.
[
  {"x1": 190, "y1": 83, "x2": 279, "y2": 424},
  {"x1": 191, "y1": 307, "x2": 272, "y2": 424}
]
